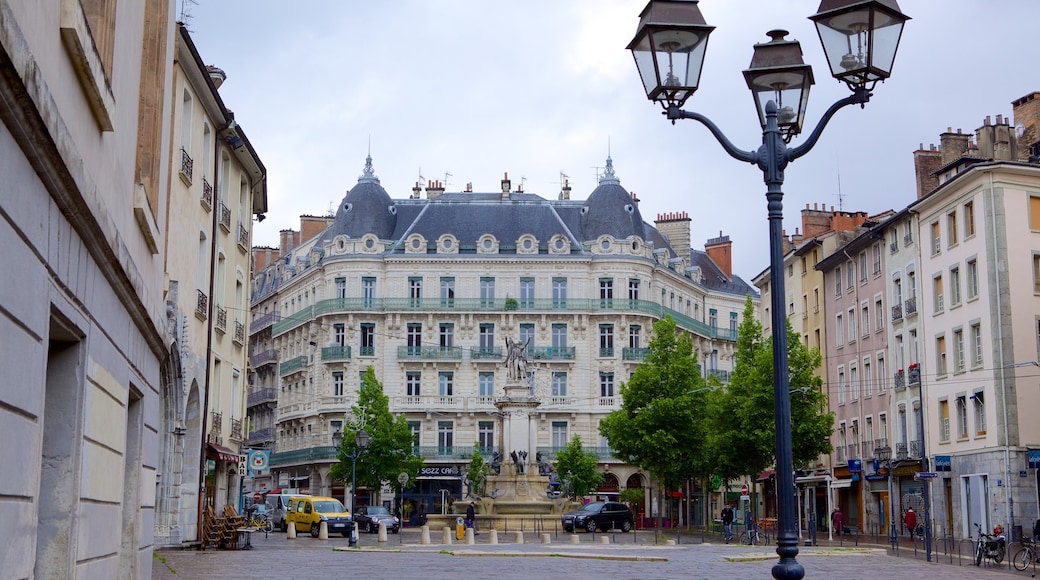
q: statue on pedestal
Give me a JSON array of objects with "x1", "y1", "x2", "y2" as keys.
[{"x1": 504, "y1": 337, "x2": 530, "y2": 381}]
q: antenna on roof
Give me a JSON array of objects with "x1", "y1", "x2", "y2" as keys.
[
  {"x1": 590, "y1": 165, "x2": 603, "y2": 181},
  {"x1": 519, "y1": 176, "x2": 527, "y2": 191},
  {"x1": 834, "y1": 155, "x2": 846, "y2": 211},
  {"x1": 444, "y1": 172, "x2": 452, "y2": 188},
  {"x1": 418, "y1": 167, "x2": 425, "y2": 185},
  {"x1": 559, "y1": 171, "x2": 570, "y2": 187}
]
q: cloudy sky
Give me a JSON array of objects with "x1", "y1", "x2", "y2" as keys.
[{"x1": 184, "y1": 0, "x2": 1037, "y2": 282}]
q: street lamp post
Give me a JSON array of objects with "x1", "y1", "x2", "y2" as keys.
[
  {"x1": 628, "y1": 2, "x2": 909, "y2": 578},
  {"x1": 875, "y1": 445, "x2": 894, "y2": 545},
  {"x1": 349, "y1": 429, "x2": 370, "y2": 547}
]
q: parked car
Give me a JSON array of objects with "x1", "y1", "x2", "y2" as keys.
[
  {"x1": 353, "y1": 505, "x2": 400, "y2": 533},
  {"x1": 561, "y1": 501, "x2": 633, "y2": 533},
  {"x1": 266, "y1": 493, "x2": 309, "y2": 532},
  {"x1": 286, "y1": 496, "x2": 354, "y2": 538}
]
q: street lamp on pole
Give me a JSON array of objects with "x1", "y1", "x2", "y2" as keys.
[
  {"x1": 628, "y1": 2, "x2": 909, "y2": 578},
  {"x1": 349, "y1": 429, "x2": 370, "y2": 547}
]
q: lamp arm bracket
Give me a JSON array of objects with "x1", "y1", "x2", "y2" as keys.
[
  {"x1": 788, "y1": 87, "x2": 871, "y2": 162},
  {"x1": 666, "y1": 106, "x2": 756, "y2": 165}
]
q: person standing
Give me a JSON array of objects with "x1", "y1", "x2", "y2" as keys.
[
  {"x1": 721, "y1": 504, "x2": 734, "y2": 543},
  {"x1": 904, "y1": 507, "x2": 917, "y2": 538},
  {"x1": 466, "y1": 501, "x2": 479, "y2": 535},
  {"x1": 831, "y1": 507, "x2": 843, "y2": 537}
]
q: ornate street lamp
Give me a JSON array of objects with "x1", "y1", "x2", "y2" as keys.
[
  {"x1": 349, "y1": 429, "x2": 370, "y2": 547},
  {"x1": 629, "y1": 2, "x2": 909, "y2": 578}
]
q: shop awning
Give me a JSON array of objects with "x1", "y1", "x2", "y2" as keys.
[
  {"x1": 756, "y1": 470, "x2": 775, "y2": 482},
  {"x1": 208, "y1": 442, "x2": 240, "y2": 463},
  {"x1": 830, "y1": 478, "x2": 854, "y2": 489}
]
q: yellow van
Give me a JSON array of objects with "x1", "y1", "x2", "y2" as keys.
[{"x1": 286, "y1": 496, "x2": 354, "y2": 537}]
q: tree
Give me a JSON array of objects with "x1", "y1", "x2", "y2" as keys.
[
  {"x1": 552, "y1": 435, "x2": 603, "y2": 500},
  {"x1": 465, "y1": 443, "x2": 489, "y2": 498},
  {"x1": 330, "y1": 367, "x2": 424, "y2": 498},
  {"x1": 706, "y1": 296, "x2": 832, "y2": 482},
  {"x1": 598, "y1": 316, "x2": 713, "y2": 522}
]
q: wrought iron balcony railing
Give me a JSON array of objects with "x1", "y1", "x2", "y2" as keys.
[
  {"x1": 201, "y1": 177, "x2": 212, "y2": 209},
  {"x1": 246, "y1": 387, "x2": 277, "y2": 406},
  {"x1": 179, "y1": 147, "x2": 193, "y2": 183},
  {"x1": 195, "y1": 289, "x2": 208, "y2": 319},
  {"x1": 320, "y1": 345, "x2": 351, "y2": 361},
  {"x1": 279, "y1": 355, "x2": 308, "y2": 376}
]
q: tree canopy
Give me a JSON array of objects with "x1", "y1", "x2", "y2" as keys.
[
  {"x1": 706, "y1": 296, "x2": 833, "y2": 481},
  {"x1": 598, "y1": 316, "x2": 712, "y2": 493},
  {"x1": 552, "y1": 435, "x2": 603, "y2": 499},
  {"x1": 330, "y1": 366, "x2": 424, "y2": 496},
  {"x1": 465, "y1": 443, "x2": 489, "y2": 498}
]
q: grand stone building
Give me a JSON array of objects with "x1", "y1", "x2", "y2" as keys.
[{"x1": 246, "y1": 155, "x2": 756, "y2": 524}]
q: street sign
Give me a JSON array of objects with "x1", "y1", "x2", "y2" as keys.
[
  {"x1": 398, "y1": 472, "x2": 409, "y2": 486},
  {"x1": 740, "y1": 483, "x2": 749, "y2": 495},
  {"x1": 253, "y1": 492, "x2": 262, "y2": 502},
  {"x1": 915, "y1": 472, "x2": 938, "y2": 480}
]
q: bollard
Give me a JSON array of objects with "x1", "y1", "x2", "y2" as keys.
[
  {"x1": 541, "y1": 533, "x2": 551, "y2": 544},
  {"x1": 287, "y1": 522, "x2": 297, "y2": 539},
  {"x1": 466, "y1": 528, "x2": 475, "y2": 545},
  {"x1": 420, "y1": 525, "x2": 430, "y2": 545},
  {"x1": 600, "y1": 535, "x2": 611, "y2": 544},
  {"x1": 513, "y1": 531, "x2": 524, "y2": 544},
  {"x1": 489, "y1": 530, "x2": 499, "y2": 545},
  {"x1": 442, "y1": 526, "x2": 453, "y2": 545},
  {"x1": 666, "y1": 539, "x2": 676, "y2": 545},
  {"x1": 318, "y1": 520, "x2": 329, "y2": 540},
  {"x1": 378, "y1": 523, "x2": 387, "y2": 543},
  {"x1": 570, "y1": 534, "x2": 580, "y2": 544}
]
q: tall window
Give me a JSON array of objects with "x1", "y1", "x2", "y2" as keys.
[
  {"x1": 335, "y1": 277, "x2": 347, "y2": 299},
  {"x1": 480, "y1": 277, "x2": 495, "y2": 306},
  {"x1": 551, "y1": 421, "x2": 568, "y2": 448},
  {"x1": 861, "y1": 304, "x2": 870, "y2": 336},
  {"x1": 552, "y1": 277, "x2": 567, "y2": 308},
  {"x1": 835, "y1": 266, "x2": 843, "y2": 295},
  {"x1": 947, "y1": 210, "x2": 958, "y2": 247},
  {"x1": 551, "y1": 372, "x2": 567, "y2": 398},
  {"x1": 859, "y1": 253, "x2": 868, "y2": 282},
  {"x1": 1031, "y1": 196, "x2": 1040, "y2": 230},
  {"x1": 847, "y1": 308, "x2": 856, "y2": 342},
  {"x1": 877, "y1": 354, "x2": 887, "y2": 392},
  {"x1": 875, "y1": 297, "x2": 884, "y2": 331},
  {"x1": 863, "y1": 358, "x2": 872, "y2": 397},
  {"x1": 520, "y1": 323, "x2": 535, "y2": 351},
  {"x1": 730, "y1": 312, "x2": 738, "y2": 332},
  {"x1": 333, "y1": 323, "x2": 345, "y2": 346},
  {"x1": 407, "y1": 323, "x2": 422, "y2": 351},
  {"x1": 439, "y1": 323, "x2": 454, "y2": 348},
  {"x1": 1034, "y1": 253, "x2": 1040, "y2": 293},
  {"x1": 847, "y1": 261, "x2": 855, "y2": 289},
  {"x1": 478, "y1": 421, "x2": 494, "y2": 449},
  {"x1": 409, "y1": 277, "x2": 422, "y2": 307},
  {"x1": 933, "y1": 274, "x2": 944, "y2": 313},
  {"x1": 939, "y1": 400, "x2": 950, "y2": 442},
  {"x1": 930, "y1": 221, "x2": 941, "y2": 255},
  {"x1": 440, "y1": 277, "x2": 455, "y2": 306},
  {"x1": 360, "y1": 323, "x2": 375, "y2": 356},
  {"x1": 936, "y1": 335, "x2": 947, "y2": 376},
  {"x1": 964, "y1": 200, "x2": 975, "y2": 237},
  {"x1": 599, "y1": 324, "x2": 614, "y2": 357},
  {"x1": 956, "y1": 396, "x2": 968, "y2": 439},
  {"x1": 629, "y1": 325, "x2": 641, "y2": 349},
  {"x1": 971, "y1": 323, "x2": 983, "y2": 367},
  {"x1": 478, "y1": 372, "x2": 494, "y2": 398},
  {"x1": 406, "y1": 371, "x2": 421, "y2": 397},
  {"x1": 950, "y1": 266, "x2": 961, "y2": 306},
  {"x1": 362, "y1": 277, "x2": 376, "y2": 307},
  {"x1": 954, "y1": 329, "x2": 965, "y2": 372},
  {"x1": 332, "y1": 371, "x2": 344, "y2": 396},
  {"x1": 973, "y1": 391, "x2": 986, "y2": 435},
  {"x1": 599, "y1": 278, "x2": 614, "y2": 307},
  {"x1": 438, "y1": 372, "x2": 454, "y2": 396},
  {"x1": 479, "y1": 323, "x2": 495, "y2": 351},
  {"x1": 551, "y1": 323, "x2": 566, "y2": 348},
  {"x1": 967, "y1": 259, "x2": 979, "y2": 299},
  {"x1": 628, "y1": 279, "x2": 640, "y2": 301},
  {"x1": 837, "y1": 367, "x2": 846, "y2": 405},
  {"x1": 519, "y1": 277, "x2": 535, "y2": 307},
  {"x1": 872, "y1": 243, "x2": 881, "y2": 274},
  {"x1": 836, "y1": 314, "x2": 845, "y2": 346},
  {"x1": 408, "y1": 421, "x2": 421, "y2": 447},
  {"x1": 437, "y1": 421, "x2": 454, "y2": 451},
  {"x1": 599, "y1": 372, "x2": 615, "y2": 399},
  {"x1": 850, "y1": 364, "x2": 859, "y2": 400},
  {"x1": 709, "y1": 309, "x2": 717, "y2": 329}
]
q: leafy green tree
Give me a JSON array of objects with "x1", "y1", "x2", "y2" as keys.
[
  {"x1": 552, "y1": 435, "x2": 603, "y2": 500},
  {"x1": 330, "y1": 367, "x2": 424, "y2": 498},
  {"x1": 598, "y1": 316, "x2": 713, "y2": 521},
  {"x1": 465, "y1": 443, "x2": 489, "y2": 498},
  {"x1": 707, "y1": 296, "x2": 832, "y2": 481}
]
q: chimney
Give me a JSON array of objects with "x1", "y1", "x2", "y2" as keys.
[
  {"x1": 559, "y1": 178, "x2": 571, "y2": 200},
  {"x1": 206, "y1": 65, "x2": 226, "y2": 89},
  {"x1": 705, "y1": 232, "x2": 733, "y2": 279},
  {"x1": 251, "y1": 246, "x2": 277, "y2": 271},
  {"x1": 801, "y1": 204, "x2": 833, "y2": 237},
  {"x1": 300, "y1": 215, "x2": 333, "y2": 241},
  {"x1": 655, "y1": 211, "x2": 691, "y2": 259},
  {"x1": 411, "y1": 181, "x2": 422, "y2": 199},
  {"x1": 1013, "y1": 92, "x2": 1040, "y2": 162},
  {"x1": 913, "y1": 145, "x2": 942, "y2": 198},
  {"x1": 501, "y1": 172, "x2": 511, "y2": 199},
  {"x1": 976, "y1": 113, "x2": 1015, "y2": 161},
  {"x1": 280, "y1": 228, "x2": 300, "y2": 256},
  {"x1": 426, "y1": 180, "x2": 445, "y2": 199},
  {"x1": 939, "y1": 128, "x2": 972, "y2": 165}
]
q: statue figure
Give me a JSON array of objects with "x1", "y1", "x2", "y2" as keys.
[
  {"x1": 490, "y1": 451, "x2": 502, "y2": 476},
  {"x1": 511, "y1": 450, "x2": 526, "y2": 475},
  {"x1": 504, "y1": 337, "x2": 530, "y2": 381},
  {"x1": 536, "y1": 451, "x2": 550, "y2": 476}
]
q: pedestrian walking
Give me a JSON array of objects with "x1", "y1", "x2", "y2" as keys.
[
  {"x1": 904, "y1": 508, "x2": 917, "y2": 538},
  {"x1": 721, "y1": 504, "x2": 734, "y2": 543},
  {"x1": 831, "y1": 507, "x2": 843, "y2": 537},
  {"x1": 466, "y1": 501, "x2": 479, "y2": 535}
]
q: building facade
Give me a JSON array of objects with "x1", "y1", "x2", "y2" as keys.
[
  {"x1": 247, "y1": 157, "x2": 757, "y2": 523},
  {"x1": 0, "y1": 1, "x2": 176, "y2": 577}
]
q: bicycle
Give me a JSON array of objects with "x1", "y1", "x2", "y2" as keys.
[
  {"x1": 1014, "y1": 537, "x2": 1040, "y2": 571},
  {"x1": 740, "y1": 527, "x2": 762, "y2": 545},
  {"x1": 247, "y1": 511, "x2": 272, "y2": 533}
]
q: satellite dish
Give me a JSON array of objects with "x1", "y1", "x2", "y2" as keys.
[{"x1": 1016, "y1": 124, "x2": 1026, "y2": 139}]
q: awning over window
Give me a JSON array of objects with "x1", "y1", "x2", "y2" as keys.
[
  {"x1": 208, "y1": 442, "x2": 240, "y2": 463},
  {"x1": 830, "y1": 478, "x2": 854, "y2": 489},
  {"x1": 756, "y1": 470, "x2": 775, "y2": 482}
]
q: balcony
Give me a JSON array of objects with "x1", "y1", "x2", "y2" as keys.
[
  {"x1": 247, "y1": 387, "x2": 277, "y2": 406},
  {"x1": 214, "y1": 306, "x2": 227, "y2": 333},
  {"x1": 904, "y1": 296, "x2": 917, "y2": 316},
  {"x1": 835, "y1": 445, "x2": 846, "y2": 465},
  {"x1": 250, "y1": 310, "x2": 278, "y2": 334},
  {"x1": 873, "y1": 438, "x2": 888, "y2": 456},
  {"x1": 890, "y1": 240, "x2": 898, "y2": 254},
  {"x1": 708, "y1": 369, "x2": 732, "y2": 383},
  {"x1": 414, "y1": 446, "x2": 471, "y2": 459},
  {"x1": 250, "y1": 349, "x2": 278, "y2": 367},
  {"x1": 907, "y1": 364, "x2": 920, "y2": 385},
  {"x1": 201, "y1": 177, "x2": 212, "y2": 210},
  {"x1": 622, "y1": 347, "x2": 650, "y2": 361},
  {"x1": 321, "y1": 345, "x2": 352, "y2": 362},
  {"x1": 245, "y1": 426, "x2": 274, "y2": 446},
  {"x1": 195, "y1": 289, "x2": 208, "y2": 320},
  {"x1": 238, "y1": 223, "x2": 249, "y2": 251},
  {"x1": 279, "y1": 355, "x2": 308, "y2": 376},
  {"x1": 396, "y1": 345, "x2": 463, "y2": 360},
  {"x1": 895, "y1": 442, "x2": 908, "y2": 460},
  {"x1": 358, "y1": 346, "x2": 375, "y2": 357},
  {"x1": 270, "y1": 445, "x2": 340, "y2": 467},
  {"x1": 230, "y1": 418, "x2": 243, "y2": 439},
  {"x1": 846, "y1": 443, "x2": 859, "y2": 461},
  {"x1": 891, "y1": 304, "x2": 903, "y2": 321},
  {"x1": 394, "y1": 395, "x2": 463, "y2": 412},
  {"x1": 861, "y1": 440, "x2": 874, "y2": 458},
  {"x1": 218, "y1": 202, "x2": 231, "y2": 233},
  {"x1": 596, "y1": 396, "x2": 619, "y2": 409},
  {"x1": 893, "y1": 371, "x2": 905, "y2": 389},
  {"x1": 233, "y1": 321, "x2": 245, "y2": 345},
  {"x1": 470, "y1": 347, "x2": 503, "y2": 360},
  {"x1": 598, "y1": 347, "x2": 615, "y2": 358},
  {"x1": 903, "y1": 233, "x2": 913, "y2": 246},
  {"x1": 536, "y1": 446, "x2": 617, "y2": 460},
  {"x1": 179, "y1": 146, "x2": 193, "y2": 184},
  {"x1": 908, "y1": 439, "x2": 923, "y2": 459},
  {"x1": 530, "y1": 346, "x2": 575, "y2": 361}
]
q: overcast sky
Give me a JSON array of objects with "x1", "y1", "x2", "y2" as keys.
[{"x1": 184, "y1": 0, "x2": 1038, "y2": 282}]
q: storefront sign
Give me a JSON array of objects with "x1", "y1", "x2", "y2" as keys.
[
  {"x1": 1028, "y1": 449, "x2": 1040, "y2": 469},
  {"x1": 848, "y1": 459, "x2": 862, "y2": 473},
  {"x1": 865, "y1": 474, "x2": 888, "y2": 481},
  {"x1": 419, "y1": 466, "x2": 460, "y2": 477},
  {"x1": 933, "y1": 455, "x2": 951, "y2": 472}
]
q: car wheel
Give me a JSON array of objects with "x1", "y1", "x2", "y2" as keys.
[
  {"x1": 621, "y1": 519, "x2": 632, "y2": 533},
  {"x1": 311, "y1": 523, "x2": 320, "y2": 538},
  {"x1": 585, "y1": 520, "x2": 597, "y2": 533},
  {"x1": 365, "y1": 522, "x2": 374, "y2": 533}
]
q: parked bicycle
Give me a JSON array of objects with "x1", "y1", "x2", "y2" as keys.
[
  {"x1": 974, "y1": 522, "x2": 1006, "y2": 566},
  {"x1": 247, "y1": 509, "x2": 272, "y2": 533},
  {"x1": 1014, "y1": 536, "x2": 1040, "y2": 571},
  {"x1": 740, "y1": 526, "x2": 762, "y2": 545}
]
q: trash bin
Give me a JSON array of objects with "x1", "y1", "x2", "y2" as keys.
[
  {"x1": 456, "y1": 517, "x2": 465, "y2": 540},
  {"x1": 1013, "y1": 525, "x2": 1023, "y2": 542}
]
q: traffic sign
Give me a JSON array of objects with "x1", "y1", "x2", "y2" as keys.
[
  {"x1": 740, "y1": 483, "x2": 750, "y2": 495},
  {"x1": 253, "y1": 492, "x2": 262, "y2": 502},
  {"x1": 915, "y1": 472, "x2": 938, "y2": 479}
]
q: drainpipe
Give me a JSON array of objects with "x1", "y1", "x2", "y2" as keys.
[{"x1": 988, "y1": 172, "x2": 1014, "y2": 537}]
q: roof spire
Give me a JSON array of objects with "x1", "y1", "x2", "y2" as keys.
[
  {"x1": 599, "y1": 155, "x2": 620, "y2": 185},
  {"x1": 359, "y1": 154, "x2": 379, "y2": 184}
]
